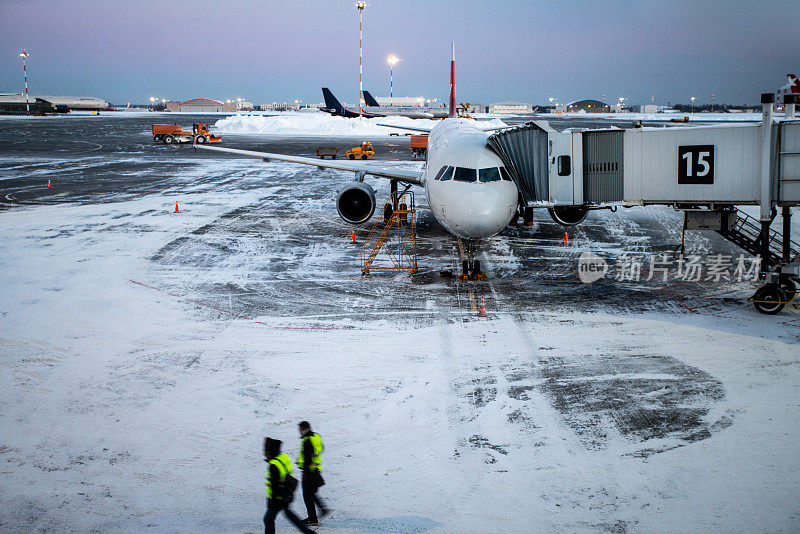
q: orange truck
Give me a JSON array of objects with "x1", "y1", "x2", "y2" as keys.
[
  {"x1": 152, "y1": 123, "x2": 222, "y2": 144},
  {"x1": 410, "y1": 134, "x2": 428, "y2": 158}
]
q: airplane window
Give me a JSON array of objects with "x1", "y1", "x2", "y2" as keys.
[
  {"x1": 433, "y1": 166, "x2": 449, "y2": 181},
  {"x1": 500, "y1": 167, "x2": 513, "y2": 181},
  {"x1": 453, "y1": 167, "x2": 476, "y2": 182},
  {"x1": 440, "y1": 166, "x2": 454, "y2": 181},
  {"x1": 479, "y1": 167, "x2": 501, "y2": 183}
]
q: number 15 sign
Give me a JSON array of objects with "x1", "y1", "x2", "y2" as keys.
[{"x1": 678, "y1": 145, "x2": 715, "y2": 185}]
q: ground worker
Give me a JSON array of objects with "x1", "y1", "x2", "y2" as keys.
[
  {"x1": 263, "y1": 437, "x2": 315, "y2": 534},
  {"x1": 296, "y1": 421, "x2": 328, "y2": 526}
]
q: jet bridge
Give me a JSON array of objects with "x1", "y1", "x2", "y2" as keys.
[{"x1": 488, "y1": 94, "x2": 800, "y2": 313}]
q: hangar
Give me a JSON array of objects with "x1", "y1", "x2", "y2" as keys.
[{"x1": 565, "y1": 99, "x2": 611, "y2": 113}]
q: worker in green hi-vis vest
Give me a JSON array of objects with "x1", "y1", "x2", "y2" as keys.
[
  {"x1": 263, "y1": 437, "x2": 315, "y2": 534},
  {"x1": 296, "y1": 421, "x2": 329, "y2": 527}
]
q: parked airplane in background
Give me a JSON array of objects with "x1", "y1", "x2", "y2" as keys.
[
  {"x1": 321, "y1": 88, "x2": 443, "y2": 120},
  {"x1": 320, "y1": 88, "x2": 372, "y2": 118},
  {"x1": 362, "y1": 90, "x2": 449, "y2": 119},
  {"x1": 197, "y1": 44, "x2": 518, "y2": 279},
  {"x1": 777, "y1": 73, "x2": 800, "y2": 103}
]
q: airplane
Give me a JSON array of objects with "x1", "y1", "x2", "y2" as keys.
[
  {"x1": 195, "y1": 43, "x2": 520, "y2": 279},
  {"x1": 320, "y1": 87, "x2": 375, "y2": 118},
  {"x1": 321, "y1": 87, "x2": 440, "y2": 120},
  {"x1": 362, "y1": 90, "x2": 449, "y2": 119},
  {"x1": 777, "y1": 73, "x2": 799, "y2": 103}
]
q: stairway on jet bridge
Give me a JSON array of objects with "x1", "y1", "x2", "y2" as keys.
[{"x1": 716, "y1": 209, "x2": 799, "y2": 266}]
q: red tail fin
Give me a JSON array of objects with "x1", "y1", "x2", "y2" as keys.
[{"x1": 448, "y1": 42, "x2": 457, "y2": 118}]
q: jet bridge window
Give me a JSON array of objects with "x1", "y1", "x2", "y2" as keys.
[
  {"x1": 557, "y1": 155, "x2": 571, "y2": 176},
  {"x1": 439, "y1": 166, "x2": 454, "y2": 181},
  {"x1": 479, "y1": 167, "x2": 501, "y2": 183},
  {"x1": 453, "y1": 167, "x2": 477, "y2": 182}
]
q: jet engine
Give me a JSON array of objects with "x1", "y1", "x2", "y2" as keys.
[
  {"x1": 548, "y1": 206, "x2": 588, "y2": 226},
  {"x1": 336, "y1": 182, "x2": 376, "y2": 224}
]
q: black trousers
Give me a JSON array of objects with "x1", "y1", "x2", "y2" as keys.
[
  {"x1": 301, "y1": 471, "x2": 326, "y2": 521},
  {"x1": 264, "y1": 502, "x2": 314, "y2": 534}
]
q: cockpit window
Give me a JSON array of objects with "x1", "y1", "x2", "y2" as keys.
[
  {"x1": 453, "y1": 167, "x2": 476, "y2": 182},
  {"x1": 439, "y1": 166, "x2": 454, "y2": 181},
  {"x1": 479, "y1": 167, "x2": 501, "y2": 183},
  {"x1": 499, "y1": 167, "x2": 514, "y2": 182},
  {"x1": 433, "y1": 166, "x2": 449, "y2": 181}
]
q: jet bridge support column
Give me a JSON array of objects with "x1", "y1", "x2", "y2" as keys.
[
  {"x1": 786, "y1": 94, "x2": 796, "y2": 120},
  {"x1": 784, "y1": 206, "x2": 793, "y2": 262},
  {"x1": 760, "y1": 93, "x2": 775, "y2": 268}
]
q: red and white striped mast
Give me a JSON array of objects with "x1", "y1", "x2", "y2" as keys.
[
  {"x1": 387, "y1": 55, "x2": 401, "y2": 107},
  {"x1": 19, "y1": 49, "x2": 30, "y2": 116},
  {"x1": 356, "y1": 1, "x2": 367, "y2": 115}
]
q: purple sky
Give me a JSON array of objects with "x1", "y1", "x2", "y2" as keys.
[{"x1": 1, "y1": 0, "x2": 797, "y2": 106}]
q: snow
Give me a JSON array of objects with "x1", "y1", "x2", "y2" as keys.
[
  {"x1": 213, "y1": 112, "x2": 507, "y2": 137},
  {"x1": 1, "y1": 152, "x2": 799, "y2": 533}
]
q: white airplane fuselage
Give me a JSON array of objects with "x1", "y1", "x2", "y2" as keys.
[{"x1": 421, "y1": 119, "x2": 519, "y2": 239}]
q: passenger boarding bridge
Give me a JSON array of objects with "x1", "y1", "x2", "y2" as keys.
[{"x1": 488, "y1": 94, "x2": 800, "y2": 314}]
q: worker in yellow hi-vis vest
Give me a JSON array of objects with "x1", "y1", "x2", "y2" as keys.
[
  {"x1": 263, "y1": 437, "x2": 315, "y2": 534},
  {"x1": 296, "y1": 421, "x2": 329, "y2": 527}
]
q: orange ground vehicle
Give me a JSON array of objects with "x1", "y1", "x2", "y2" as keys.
[
  {"x1": 410, "y1": 135, "x2": 428, "y2": 158},
  {"x1": 346, "y1": 141, "x2": 374, "y2": 159},
  {"x1": 152, "y1": 123, "x2": 222, "y2": 144}
]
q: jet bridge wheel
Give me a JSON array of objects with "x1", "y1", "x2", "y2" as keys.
[{"x1": 752, "y1": 284, "x2": 787, "y2": 315}]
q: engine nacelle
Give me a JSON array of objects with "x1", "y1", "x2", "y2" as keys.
[
  {"x1": 548, "y1": 206, "x2": 589, "y2": 226},
  {"x1": 336, "y1": 182, "x2": 376, "y2": 224}
]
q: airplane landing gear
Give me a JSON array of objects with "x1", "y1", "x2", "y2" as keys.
[{"x1": 459, "y1": 240, "x2": 486, "y2": 281}]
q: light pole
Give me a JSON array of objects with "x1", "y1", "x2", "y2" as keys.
[
  {"x1": 356, "y1": 1, "x2": 367, "y2": 114},
  {"x1": 150, "y1": 97, "x2": 156, "y2": 111},
  {"x1": 19, "y1": 49, "x2": 30, "y2": 116},
  {"x1": 387, "y1": 55, "x2": 401, "y2": 107}
]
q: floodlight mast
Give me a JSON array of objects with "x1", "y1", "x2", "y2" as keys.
[
  {"x1": 387, "y1": 55, "x2": 401, "y2": 107},
  {"x1": 356, "y1": 1, "x2": 367, "y2": 114},
  {"x1": 19, "y1": 49, "x2": 30, "y2": 116}
]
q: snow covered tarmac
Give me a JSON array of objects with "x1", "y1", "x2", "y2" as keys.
[{"x1": 1, "y1": 115, "x2": 799, "y2": 533}]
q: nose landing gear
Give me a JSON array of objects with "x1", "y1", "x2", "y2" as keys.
[{"x1": 458, "y1": 240, "x2": 486, "y2": 281}]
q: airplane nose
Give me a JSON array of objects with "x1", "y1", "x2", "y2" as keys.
[{"x1": 451, "y1": 187, "x2": 516, "y2": 238}]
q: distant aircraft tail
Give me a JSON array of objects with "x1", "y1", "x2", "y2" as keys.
[
  {"x1": 777, "y1": 74, "x2": 800, "y2": 102},
  {"x1": 322, "y1": 88, "x2": 345, "y2": 115},
  {"x1": 448, "y1": 42, "x2": 457, "y2": 118},
  {"x1": 362, "y1": 90, "x2": 381, "y2": 107}
]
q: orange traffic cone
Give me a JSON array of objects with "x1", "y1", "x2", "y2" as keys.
[
  {"x1": 47, "y1": 179, "x2": 51, "y2": 188},
  {"x1": 174, "y1": 201, "x2": 180, "y2": 213},
  {"x1": 478, "y1": 296, "x2": 487, "y2": 317},
  {"x1": 562, "y1": 231, "x2": 568, "y2": 245},
  {"x1": 351, "y1": 229, "x2": 357, "y2": 244}
]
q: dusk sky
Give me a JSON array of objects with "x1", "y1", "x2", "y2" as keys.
[{"x1": 1, "y1": 0, "x2": 797, "y2": 106}]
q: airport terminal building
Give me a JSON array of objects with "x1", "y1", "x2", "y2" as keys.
[{"x1": 165, "y1": 98, "x2": 237, "y2": 113}]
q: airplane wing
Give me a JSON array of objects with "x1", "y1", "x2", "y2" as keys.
[
  {"x1": 377, "y1": 122, "x2": 512, "y2": 133},
  {"x1": 194, "y1": 144, "x2": 424, "y2": 185},
  {"x1": 377, "y1": 123, "x2": 433, "y2": 133}
]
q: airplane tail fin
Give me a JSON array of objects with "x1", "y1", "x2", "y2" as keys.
[
  {"x1": 363, "y1": 90, "x2": 380, "y2": 107},
  {"x1": 789, "y1": 74, "x2": 800, "y2": 94},
  {"x1": 448, "y1": 42, "x2": 457, "y2": 118},
  {"x1": 322, "y1": 88, "x2": 345, "y2": 115}
]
